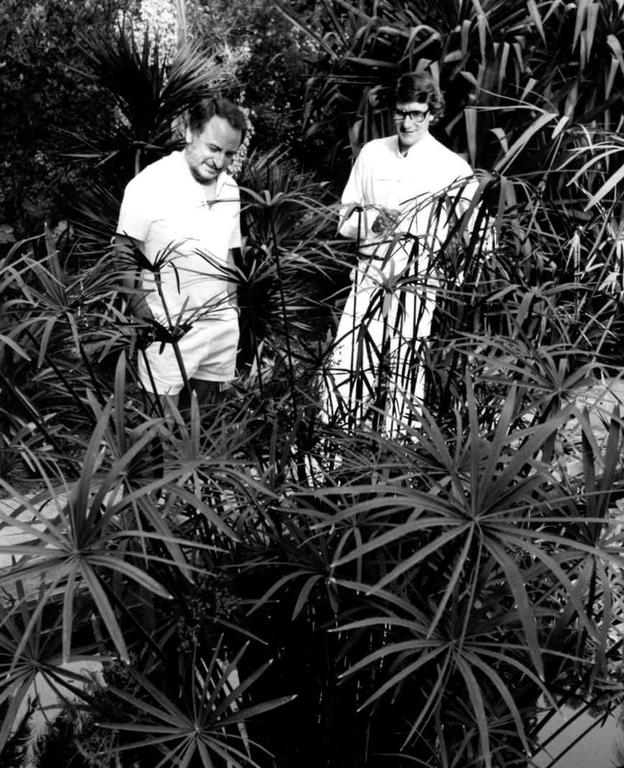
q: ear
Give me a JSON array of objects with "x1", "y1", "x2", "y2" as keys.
[{"x1": 185, "y1": 125, "x2": 193, "y2": 144}]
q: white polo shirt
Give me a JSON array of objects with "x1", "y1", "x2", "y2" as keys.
[{"x1": 117, "y1": 150, "x2": 241, "y2": 323}]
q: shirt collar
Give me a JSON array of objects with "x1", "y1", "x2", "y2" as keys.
[{"x1": 393, "y1": 132, "x2": 432, "y2": 158}]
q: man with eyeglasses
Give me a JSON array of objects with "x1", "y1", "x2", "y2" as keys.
[
  {"x1": 338, "y1": 73, "x2": 473, "y2": 243},
  {"x1": 325, "y1": 73, "x2": 475, "y2": 434}
]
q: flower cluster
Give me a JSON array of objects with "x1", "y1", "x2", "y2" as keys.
[
  {"x1": 117, "y1": 0, "x2": 179, "y2": 64},
  {"x1": 217, "y1": 40, "x2": 252, "y2": 72},
  {"x1": 228, "y1": 104, "x2": 255, "y2": 179}
]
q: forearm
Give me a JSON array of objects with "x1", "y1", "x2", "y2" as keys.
[
  {"x1": 338, "y1": 205, "x2": 366, "y2": 240},
  {"x1": 113, "y1": 234, "x2": 153, "y2": 319}
]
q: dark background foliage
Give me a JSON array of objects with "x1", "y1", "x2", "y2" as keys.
[{"x1": 0, "y1": 0, "x2": 129, "y2": 238}]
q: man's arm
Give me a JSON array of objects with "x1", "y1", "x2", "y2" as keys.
[
  {"x1": 338, "y1": 149, "x2": 368, "y2": 240},
  {"x1": 113, "y1": 234, "x2": 153, "y2": 320},
  {"x1": 338, "y1": 145, "x2": 399, "y2": 241}
]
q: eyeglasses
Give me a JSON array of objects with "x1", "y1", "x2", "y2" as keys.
[{"x1": 392, "y1": 108, "x2": 430, "y2": 123}]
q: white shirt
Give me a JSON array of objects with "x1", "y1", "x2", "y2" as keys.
[
  {"x1": 117, "y1": 151, "x2": 241, "y2": 322},
  {"x1": 339, "y1": 133, "x2": 474, "y2": 253}
]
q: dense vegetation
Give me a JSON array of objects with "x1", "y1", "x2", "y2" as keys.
[{"x1": 1, "y1": 1, "x2": 623, "y2": 767}]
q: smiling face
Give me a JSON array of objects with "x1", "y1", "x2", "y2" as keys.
[
  {"x1": 184, "y1": 115, "x2": 242, "y2": 186},
  {"x1": 393, "y1": 101, "x2": 433, "y2": 153}
]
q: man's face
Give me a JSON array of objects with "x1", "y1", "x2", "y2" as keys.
[
  {"x1": 393, "y1": 101, "x2": 433, "y2": 150},
  {"x1": 185, "y1": 115, "x2": 242, "y2": 185}
]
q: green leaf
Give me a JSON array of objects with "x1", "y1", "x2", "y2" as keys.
[
  {"x1": 487, "y1": 539, "x2": 543, "y2": 678},
  {"x1": 584, "y1": 161, "x2": 624, "y2": 210},
  {"x1": 80, "y1": 563, "x2": 129, "y2": 662},
  {"x1": 454, "y1": 657, "x2": 492, "y2": 768},
  {"x1": 494, "y1": 112, "x2": 559, "y2": 173}
]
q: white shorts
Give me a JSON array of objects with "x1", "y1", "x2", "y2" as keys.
[{"x1": 138, "y1": 314, "x2": 239, "y2": 396}]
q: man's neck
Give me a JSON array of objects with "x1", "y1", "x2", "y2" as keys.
[{"x1": 397, "y1": 132, "x2": 429, "y2": 156}]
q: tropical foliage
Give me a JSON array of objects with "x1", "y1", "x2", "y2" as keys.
[
  {"x1": 301, "y1": 0, "x2": 624, "y2": 161},
  {"x1": 184, "y1": 0, "x2": 322, "y2": 153},
  {"x1": 1, "y1": 2, "x2": 624, "y2": 768},
  {"x1": 0, "y1": 0, "x2": 128, "y2": 237}
]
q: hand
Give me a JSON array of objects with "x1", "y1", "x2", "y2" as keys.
[
  {"x1": 128, "y1": 293, "x2": 154, "y2": 321},
  {"x1": 371, "y1": 207, "x2": 400, "y2": 236}
]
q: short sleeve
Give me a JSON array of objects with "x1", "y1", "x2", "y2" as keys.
[
  {"x1": 116, "y1": 173, "x2": 154, "y2": 243},
  {"x1": 228, "y1": 215, "x2": 242, "y2": 249},
  {"x1": 223, "y1": 178, "x2": 241, "y2": 249}
]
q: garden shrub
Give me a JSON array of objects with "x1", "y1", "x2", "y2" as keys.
[
  {"x1": 1, "y1": 2, "x2": 624, "y2": 768},
  {"x1": 0, "y1": 0, "x2": 127, "y2": 237}
]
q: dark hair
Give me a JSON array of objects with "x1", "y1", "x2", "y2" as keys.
[
  {"x1": 394, "y1": 73, "x2": 445, "y2": 120},
  {"x1": 188, "y1": 97, "x2": 247, "y2": 141}
]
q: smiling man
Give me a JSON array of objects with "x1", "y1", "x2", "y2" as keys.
[
  {"x1": 115, "y1": 97, "x2": 246, "y2": 412},
  {"x1": 325, "y1": 73, "x2": 475, "y2": 433}
]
